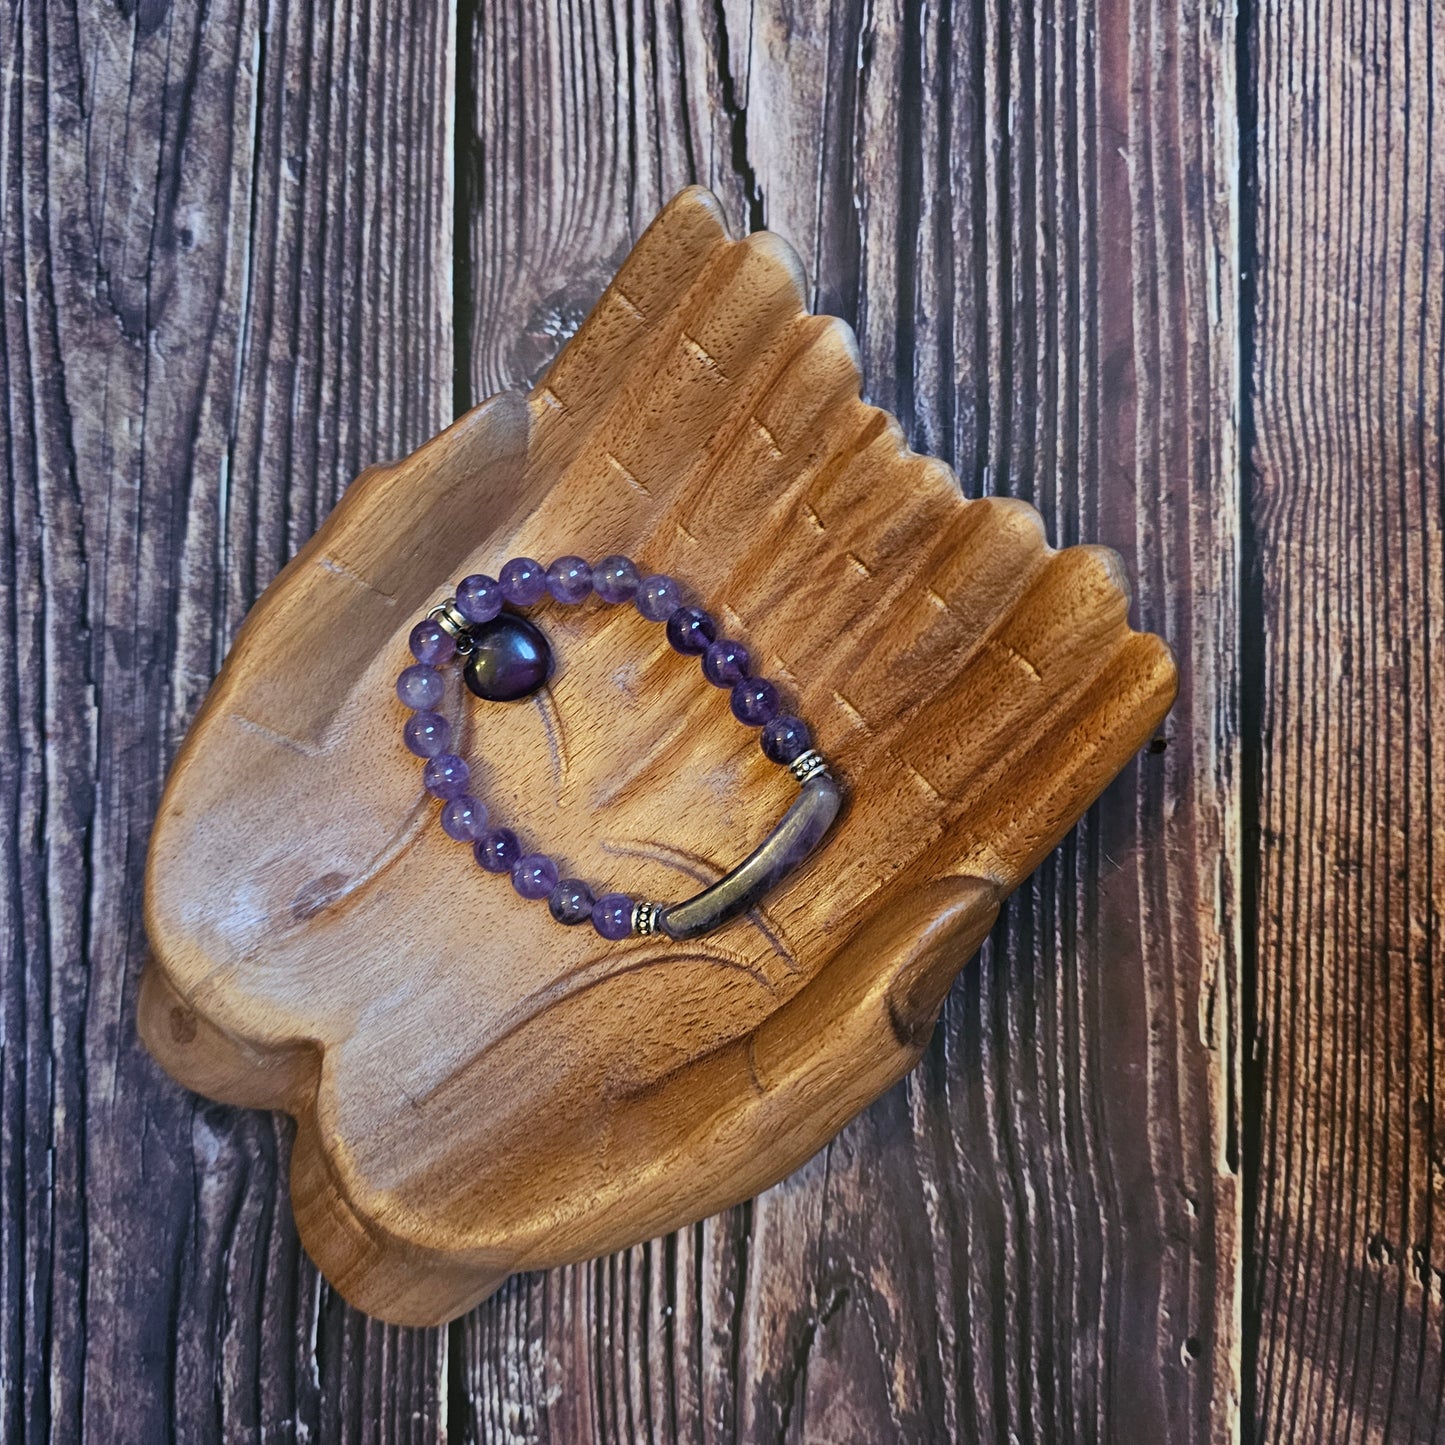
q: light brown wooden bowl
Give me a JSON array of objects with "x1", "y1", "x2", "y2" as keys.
[{"x1": 140, "y1": 188, "x2": 1178, "y2": 1326}]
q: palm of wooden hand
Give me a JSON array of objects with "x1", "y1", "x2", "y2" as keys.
[{"x1": 141, "y1": 188, "x2": 1176, "y2": 1325}]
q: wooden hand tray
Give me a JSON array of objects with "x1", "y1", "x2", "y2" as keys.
[{"x1": 140, "y1": 188, "x2": 1178, "y2": 1326}]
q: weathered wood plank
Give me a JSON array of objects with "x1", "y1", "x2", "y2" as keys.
[
  {"x1": 1245, "y1": 2, "x2": 1445, "y2": 1438},
  {"x1": 0, "y1": 0, "x2": 454, "y2": 1438},
  {"x1": 457, "y1": 3, "x2": 1240, "y2": 1440}
]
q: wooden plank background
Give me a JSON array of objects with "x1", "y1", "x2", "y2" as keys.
[
  {"x1": 1243, "y1": 3, "x2": 1445, "y2": 1441},
  {"x1": 0, "y1": 2, "x2": 1438, "y2": 1443}
]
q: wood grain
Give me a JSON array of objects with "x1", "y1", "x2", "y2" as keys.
[
  {"x1": 457, "y1": 2, "x2": 1239, "y2": 1441},
  {"x1": 0, "y1": 0, "x2": 454, "y2": 1437},
  {"x1": 1245, "y1": 2, "x2": 1445, "y2": 1439}
]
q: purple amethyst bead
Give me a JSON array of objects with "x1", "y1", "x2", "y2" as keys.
[
  {"x1": 730, "y1": 677, "x2": 781, "y2": 727},
  {"x1": 499, "y1": 556, "x2": 547, "y2": 606},
  {"x1": 409, "y1": 620, "x2": 456, "y2": 665},
  {"x1": 547, "y1": 555, "x2": 593, "y2": 604},
  {"x1": 761, "y1": 714, "x2": 812, "y2": 764},
  {"x1": 592, "y1": 893, "x2": 635, "y2": 940},
  {"x1": 475, "y1": 827, "x2": 522, "y2": 873},
  {"x1": 548, "y1": 878, "x2": 596, "y2": 925},
  {"x1": 403, "y1": 710, "x2": 451, "y2": 757},
  {"x1": 665, "y1": 606, "x2": 717, "y2": 655},
  {"x1": 593, "y1": 554, "x2": 641, "y2": 603},
  {"x1": 512, "y1": 852, "x2": 559, "y2": 900},
  {"x1": 702, "y1": 638, "x2": 751, "y2": 687},
  {"x1": 397, "y1": 663, "x2": 445, "y2": 710},
  {"x1": 636, "y1": 574, "x2": 684, "y2": 622},
  {"x1": 440, "y1": 794, "x2": 488, "y2": 842},
  {"x1": 423, "y1": 752, "x2": 471, "y2": 800},
  {"x1": 455, "y1": 573, "x2": 503, "y2": 624}
]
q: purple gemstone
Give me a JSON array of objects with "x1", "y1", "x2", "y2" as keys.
[
  {"x1": 636, "y1": 574, "x2": 684, "y2": 622},
  {"x1": 462, "y1": 613, "x2": 553, "y2": 701},
  {"x1": 593, "y1": 554, "x2": 641, "y2": 604},
  {"x1": 456, "y1": 574, "x2": 503, "y2": 624},
  {"x1": 409, "y1": 620, "x2": 456, "y2": 665},
  {"x1": 665, "y1": 606, "x2": 717, "y2": 655},
  {"x1": 423, "y1": 752, "x2": 470, "y2": 799},
  {"x1": 546, "y1": 556, "x2": 593, "y2": 604},
  {"x1": 499, "y1": 556, "x2": 547, "y2": 606},
  {"x1": 512, "y1": 852, "x2": 559, "y2": 900},
  {"x1": 475, "y1": 827, "x2": 522, "y2": 873},
  {"x1": 702, "y1": 638, "x2": 751, "y2": 687},
  {"x1": 548, "y1": 878, "x2": 596, "y2": 925},
  {"x1": 592, "y1": 893, "x2": 635, "y2": 940},
  {"x1": 403, "y1": 710, "x2": 451, "y2": 757},
  {"x1": 441, "y1": 794, "x2": 488, "y2": 841},
  {"x1": 731, "y1": 677, "x2": 781, "y2": 727},
  {"x1": 397, "y1": 663, "x2": 445, "y2": 710},
  {"x1": 761, "y1": 714, "x2": 811, "y2": 764}
]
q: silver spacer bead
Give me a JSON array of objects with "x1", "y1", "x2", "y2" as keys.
[
  {"x1": 788, "y1": 749, "x2": 831, "y2": 784},
  {"x1": 631, "y1": 900, "x2": 664, "y2": 936},
  {"x1": 428, "y1": 598, "x2": 475, "y2": 653}
]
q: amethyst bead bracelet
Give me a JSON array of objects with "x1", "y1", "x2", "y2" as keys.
[{"x1": 397, "y1": 554, "x2": 841, "y2": 941}]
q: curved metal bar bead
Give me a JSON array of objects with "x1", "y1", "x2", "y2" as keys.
[{"x1": 651, "y1": 766, "x2": 842, "y2": 941}]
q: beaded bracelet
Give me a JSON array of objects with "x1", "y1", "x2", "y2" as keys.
[{"x1": 395, "y1": 553, "x2": 841, "y2": 941}]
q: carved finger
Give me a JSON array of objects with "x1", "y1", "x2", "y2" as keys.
[
  {"x1": 932, "y1": 628, "x2": 1176, "y2": 887},
  {"x1": 532, "y1": 186, "x2": 731, "y2": 467},
  {"x1": 516, "y1": 228, "x2": 811, "y2": 548},
  {"x1": 893, "y1": 543, "x2": 1141, "y2": 800}
]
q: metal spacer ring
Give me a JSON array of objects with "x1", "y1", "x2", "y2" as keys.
[
  {"x1": 631, "y1": 900, "x2": 663, "y2": 936},
  {"x1": 428, "y1": 599, "x2": 476, "y2": 654},
  {"x1": 788, "y1": 749, "x2": 830, "y2": 785}
]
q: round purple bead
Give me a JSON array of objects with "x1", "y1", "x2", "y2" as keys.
[
  {"x1": 702, "y1": 638, "x2": 751, "y2": 687},
  {"x1": 636, "y1": 574, "x2": 684, "y2": 622},
  {"x1": 731, "y1": 677, "x2": 781, "y2": 727},
  {"x1": 403, "y1": 710, "x2": 451, "y2": 758},
  {"x1": 761, "y1": 714, "x2": 812, "y2": 764},
  {"x1": 409, "y1": 620, "x2": 456, "y2": 665},
  {"x1": 440, "y1": 794, "x2": 488, "y2": 842},
  {"x1": 593, "y1": 554, "x2": 641, "y2": 603},
  {"x1": 423, "y1": 752, "x2": 470, "y2": 799},
  {"x1": 548, "y1": 878, "x2": 596, "y2": 925},
  {"x1": 547, "y1": 555, "x2": 593, "y2": 604},
  {"x1": 592, "y1": 893, "x2": 635, "y2": 940},
  {"x1": 512, "y1": 852, "x2": 559, "y2": 900},
  {"x1": 475, "y1": 827, "x2": 522, "y2": 874},
  {"x1": 665, "y1": 606, "x2": 717, "y2": 655},
  {"x1": 456, "y1": 573, "x2": 503, "y2": 624},
  {"x1": 499, "y1": 556, "x2": 547, "y2": 606},
  {"x1": 397, "y1": 663, "x2": 445, "y2": 710}
]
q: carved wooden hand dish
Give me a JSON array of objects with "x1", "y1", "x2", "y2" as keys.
[{"x1": 141, "y1": 188, "x2": 1178, "y2": 1326}]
